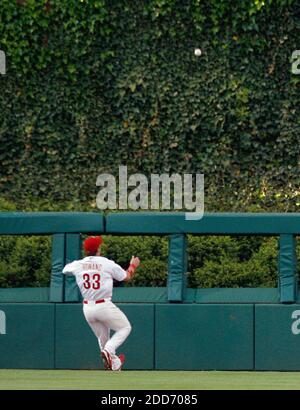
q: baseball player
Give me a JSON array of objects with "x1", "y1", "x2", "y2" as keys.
[{"x1": 62, "y1": 236, "x2": 140, "y2": 371}]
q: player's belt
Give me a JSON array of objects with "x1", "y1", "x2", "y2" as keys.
[{"x1": 83, "y1": 299, "x2": 105, "y2": 304}]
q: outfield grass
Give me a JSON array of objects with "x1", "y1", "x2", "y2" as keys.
[{"x1": 0, "y1": 370, "x2": 300, "y2": 390}]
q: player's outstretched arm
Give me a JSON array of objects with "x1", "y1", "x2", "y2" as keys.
[{"x1": 125, "y1": 256, "x2": 140, "y2": 281}]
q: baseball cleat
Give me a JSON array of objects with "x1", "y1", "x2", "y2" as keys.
[
  {"x1": 101, "y1": 349, "x2": 112, "y2": 370},
  {"x1": 119, "y1": 353, "x2": 125, "y2": 365},
  {"x1": 116, "y1": 353, "x2": 125, "y2": 371}
]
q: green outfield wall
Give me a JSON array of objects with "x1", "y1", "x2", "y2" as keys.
[
  {"x1": 0, "y1": 304, "x2": 55, "y2": 369},
  {"x1": 1, "y1": 296, "x2": 300, "y2": 370},
  {"x1": 0, "y1": 212, "x2": 299, "y2": 370},
  {"x1": 155, "y1": 304, "x2": 254, "y2": 370}
]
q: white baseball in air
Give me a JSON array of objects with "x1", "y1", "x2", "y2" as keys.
[{"x1": 194, "y1": 48, "x2": 202, "y2": 56}]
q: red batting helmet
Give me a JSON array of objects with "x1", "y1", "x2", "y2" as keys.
[{"x1": 83, "y1": 236, "x2": 103, "y2": 255}]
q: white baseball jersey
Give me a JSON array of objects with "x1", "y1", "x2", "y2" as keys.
[{"x1": 62, "y1": 256, "x2": 127, "y2": 301}]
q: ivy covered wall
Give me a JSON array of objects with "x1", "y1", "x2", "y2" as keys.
[{"x1": 0, "y1": 0, "x2": 299, "y2": 211}]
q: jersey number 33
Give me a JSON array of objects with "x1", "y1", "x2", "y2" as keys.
[{"x1": 83, "y1": 273, "x2": 101, "y2": 289}]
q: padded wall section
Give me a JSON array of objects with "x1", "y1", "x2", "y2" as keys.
[
  {"x1": 50, "y1": 234, "x2": 65, "y2": 302},
  {"x1": 168, "y1": 234, "x2": 187, "y2": 302},
  {"x1": 106, "y1": 212, "x2": 300, "y2": 235},
  {"x1": 278, "y1": 235, "x2": 297, "y2": 303},
  {"x1": 64, "y1": 234, "x2": 81, "y2": 302},
  {"x1": 255, "y1": 305, "x2": 300, "y2": 370},
  {"x1": 0, "y1": 288, "x2": 49, "y2": 303},
  {"x1": 112, "y1": 287, "x2": 168, "y2": 303},
  {"x1": 0, "y1": 304, "x2": 54, "y2": 368},
  {"x1": 195, "y1": 288, "x2": 278, "y2": 304},
  {"x1": 155, "y1": 304, "x2": 254, "y2": 370},
  {"x1": 0, "y1": 212, "x2": 104, "y2": 235}
]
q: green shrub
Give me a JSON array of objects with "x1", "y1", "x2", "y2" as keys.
[
  {"x1": 190, "y1": 237, "x2": 278, "y2": 288},
  {"x1": 101, "y1": 235, "x2": 169, "y2": 287},
  {"x1": 0, "y1": 236, "x2": 51, "y2": 288},
  {"x1": 101, "y1": 235, "x2": 168, "y2": 268},
  {"x1": 128, "y1": 258, "x2": 167, "y2": 287},
  {"x1": 188, "y1": 236, "x2": 240, "y2": 276}
]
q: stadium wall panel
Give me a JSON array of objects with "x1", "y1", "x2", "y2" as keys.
[
  {"x1": 106, "y1": 212, "x2": 300, "y2": 235},
  {"x1": 0, "y1": 212, "x2": 105, "y2": 235},
  {"x1": 255, "y1": 304, "x2": 300, "y2": 370},
  {"x1": 155, "y1": 304, "x2": 254, "y2": 370},
  {"x1": 0, "y1": 304, "x2": 55, "y2": 369},
  {"x1": 2, "y1": 302, "x2": 300, "y2": 370},
  {"x1": 0, "y1": 288, "x2": 50, "y2": 303}
]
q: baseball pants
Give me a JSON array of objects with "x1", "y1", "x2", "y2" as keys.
[{"x1": 83, "y1": 300, "x2": 132, "y2": 369}]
